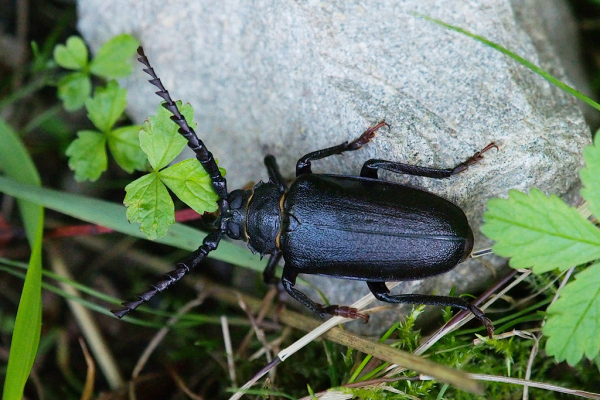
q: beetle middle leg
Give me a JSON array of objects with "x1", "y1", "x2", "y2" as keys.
[
  {"x1": 281, "y1": 266, "x2": 369, "y2": 322},
  {"x1": 366, "y1": 281, "x2": 494, "y2": 338},
  {"x1": 360, "y1": 142, "x2": 498, "y2": 179},
  {"x1": 295, "y1": 121, "x2": 389, "y2": 176}
]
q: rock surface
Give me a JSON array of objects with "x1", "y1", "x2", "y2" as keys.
[{"x1": 78, "y1": 0, "x2": 591, "y2": 334}]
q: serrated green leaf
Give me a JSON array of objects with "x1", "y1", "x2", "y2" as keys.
[
  {"x1": 139, "y1": 101, "x2": 192, "y2": 170},
  {"x1": 159, "y1": 159, "x2": 222, "y2": 214},
  {"x1": 53, "y1": 36, "x2": 88, "y2": 70},
  {"x1": 580, "y1": 134, "x2": 600, "y2": 219},
  {"x1": 543, "y1": 262, "x2": 600, "y2": 365},
  {"x1": 482, "y1": 188, "x2": 600, "y2": 273},
  {"x1": 57, "y1": 72, "x2": 92, "y2": 111},
  {"x1": 66, "y1": 130, "x2": 107, "y2": 182},
  {"x1": 85, "y1": 81, "x2": 126, "y2": 132},
  {"x1": 124, "y1": 173, "x2": 174, "y2": 240},
  {"x1": 89, "y1": 34, "x2": 139, "y2": 79},
  {"x1": 107, "y1": 125, "x2": 147, "y2": 173}
]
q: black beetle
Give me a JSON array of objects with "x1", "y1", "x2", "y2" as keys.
[{"x1": 113, "y1": 47, "x2": 496, "y2": 338}]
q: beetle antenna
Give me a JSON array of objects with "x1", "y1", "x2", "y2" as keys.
[
  {"x1": 111, "y1": 48, "x2": 229, "y2": 319},
  {"x1": 136, "y1": 46, "x2": 228, "y2": 200}
]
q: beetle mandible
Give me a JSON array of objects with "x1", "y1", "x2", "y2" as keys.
[{"x1": 113, "y1": 46, "x2": 497, "y2": 338}]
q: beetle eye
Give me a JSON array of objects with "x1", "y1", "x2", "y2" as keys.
[
  {"x1": 229, "y1": 191, "x2": 243, "y2": 209},
  {"x1": 227, "y1": 222, "x2": 240, "y2": 238}
]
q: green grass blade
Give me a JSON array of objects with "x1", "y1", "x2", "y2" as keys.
[
  {"x1": 0, "y1": 118, "x2": 44, "y2": 400},
  {"x1": 416, "y1": 14, "x2": 600, "y2": 112},
  {"x1": 2, "y1": 222, "x2": 43, "y2": 400},
  {"x1": 0, "y1": 176, "x2": 264, "y2": 272}
]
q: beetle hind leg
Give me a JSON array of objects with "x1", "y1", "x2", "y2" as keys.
[
  {"x1": 366, "y1": 281, "x2": 494, "y2": 338},
  {"x1": 281, "y1": 267, "x2": 369, "y2": 323},
  {"x1": 360, "y1": 142, "x2": 498, "y2": 179}
]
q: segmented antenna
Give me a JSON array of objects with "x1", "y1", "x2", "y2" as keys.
[
  {"x1": 111, "y1": 47, "x2": 227, "y2": 318},
  {"x1": 136, "y1": 46, "x2": 228, "y2": 199}
]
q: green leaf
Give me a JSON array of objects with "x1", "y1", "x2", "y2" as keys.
[
  {"x1": 85, "y1": 81, "x2": 127, "y2": 132},
  {"x1": 139, "y1": 101, "x2": 191, "y2": 170},
  {"x1": 57, "y1": 72, "x2": 92, "y2": 111},
  {"x1": 159, "y1": 159, "x2": 221, "y2": 214},
  {"x1": 543, "y1": 262, "x2": 600, "y2": 365},
  {"x1": 580, "y1": 134, "x2": 600, "y2": 219},
  {"x1": 481, "y1": 188, "x2": 600, "y2": 273},
  {"x1": 124, "y1": 173, "x2": 174, "y2": 240},
  {"x1": 0, "y1": 176, "x2": 264, "y2": 271},
  {"x1": 53, "y1": 36, "x2": 88, "y2": 70},
  {"x1": 0, "y1": 118, "x2": 43, "y2": 400},
  {"x1": 89, "y1": 34, "x2": 139, "y2": 79},
  {"x1": 66, "y1": 130, "x2": 107, "y2": 182},
  {"x1": 107, "y1": 125, "x2": 147, "y2": 173}
]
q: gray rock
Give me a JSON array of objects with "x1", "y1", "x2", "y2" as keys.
[{"x1": 78, "y1": 0, "x2": 591, "y2": 334}]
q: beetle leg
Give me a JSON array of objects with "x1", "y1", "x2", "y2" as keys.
[
  {"x1": 111, "y1": 231, "x2": 222, "y2": 318},
  {"x1": 264, "y1": 155, "x2": 287, "y2": 191},
  {"x1": 360, "y1": 142, "x2": 498, "y2": 179},
  {"x1": 281, "y1": 267, "x2": 369, "y2": 322},
  {"x1": 295, "y1": 121, "x2": 389, "y2": 176},
  {"x1": 263, "y1": 252, "x2": 283, "y2": 285},
  {"x1": 366, "y1": 281, "x2": 494, "y2": 338}
]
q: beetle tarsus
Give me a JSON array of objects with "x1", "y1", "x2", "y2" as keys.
[
  {"x1": 451, "y1": 142, "x2": 499, "y2": 175},
  {"x1": 322, "y1": 305, "x2": 370, "y2": 323},
  {"x1": 348, "y1": 120, "x2": 390, "y2": 150},
  {"x1": 466, "y1": 304, "x2": 495, "y2": 339}
]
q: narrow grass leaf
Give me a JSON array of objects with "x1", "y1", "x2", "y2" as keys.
[
  {"x1": 85, "y1": 81, "x2": 127, "y2": 132},
  {"x1": 481, "y1": 188, "x2": 600, "y2": 273},
  {"x1": 543, "y1": 262, "x2": 600, "y2": 365},
  {"x1": 0, "y1": 118, "x2": 44, "y2": 400},
  {"x1": 139, "y1": 101, "x2": 191, "y2": 170},
  {"x1": 124, "y1": 172, "x2": 174, "y2": 240},
  {"x1": 65, "y1": 130, "x2": 107, "y2": 182},
  {"x1": 417, "y1": 14, "x2": 600, "y2": 112},
  {"x1": 57, "y1": 72, "x2": 91, "y2": 111},
  {"x1": 0, "y1": 176, "x2": 264, "y2": 271},
  {"x1": 53, "y1": 36, "x2": 88, "y2": 70},
  {"x1": 159, "y1": 159, "x2": 221, "y2": 214},
  {"x1": 89, "y1": 34, "x2": 139, "y2": 79},
  {"x1": 107, "y1": 125, "x2": 147, "y2": 173},
  {"x1": 580, "y1": 134, "x2": 600, "y2": 219}
]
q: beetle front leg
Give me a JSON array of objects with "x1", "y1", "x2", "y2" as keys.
[
  {"x1": 366, "y1": 281, "x2": 494, "y2": 338},
  {"x1": 295, "y1": 121, "x2": 389, "y2": 176},
  {"x1": 360, "y1": 142, "x2": 498, "y2": 179},
  {"x1": 281, "y1": 267, "x2": 369, "y2": 322}
]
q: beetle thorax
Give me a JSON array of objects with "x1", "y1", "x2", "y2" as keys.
[{"x1": 236, "y1": 181, "x2": 284, "y2": 255}]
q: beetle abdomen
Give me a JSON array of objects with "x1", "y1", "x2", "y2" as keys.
[{"x1": 279, "y1": 174, "x2": 473, "y2": 281}]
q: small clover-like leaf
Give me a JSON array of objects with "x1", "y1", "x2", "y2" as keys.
[
  {"x1": 139, "y1": 101, "x2": 192, "y2": 170},
  {"x1": 543, "y1": 262, "x2": 600, "y2": 365},
  {"x1": 124, "y1": 172, "x2": 174, "y2": 240},
  {"x1": 107, "y1": 125, "x2": 147, "y2": 173},
  {"x1": 482, "y1": 188, "x2": 600, "y2": 273},
  {"x1": 85, "y1": 81, "x2": 127, "y2": 132},
  {"x1": 580, "y1": 134, "x2": 600, "y2": 219},
  {"x1": 57, "y1": 72, "x2": 92, "y2": 111},
  {"x1": 89, "y1": 34, "x2": 139, "y2": 79},
  {"x1": 65, "y1": 130, "x2": 107, "y2": 182},
  {"x1": 53, "y1": 36, "x2": 88, "y2": 70},
  {"x1": 159, "y1": 159, "x2": 223, "y2": 214}
]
